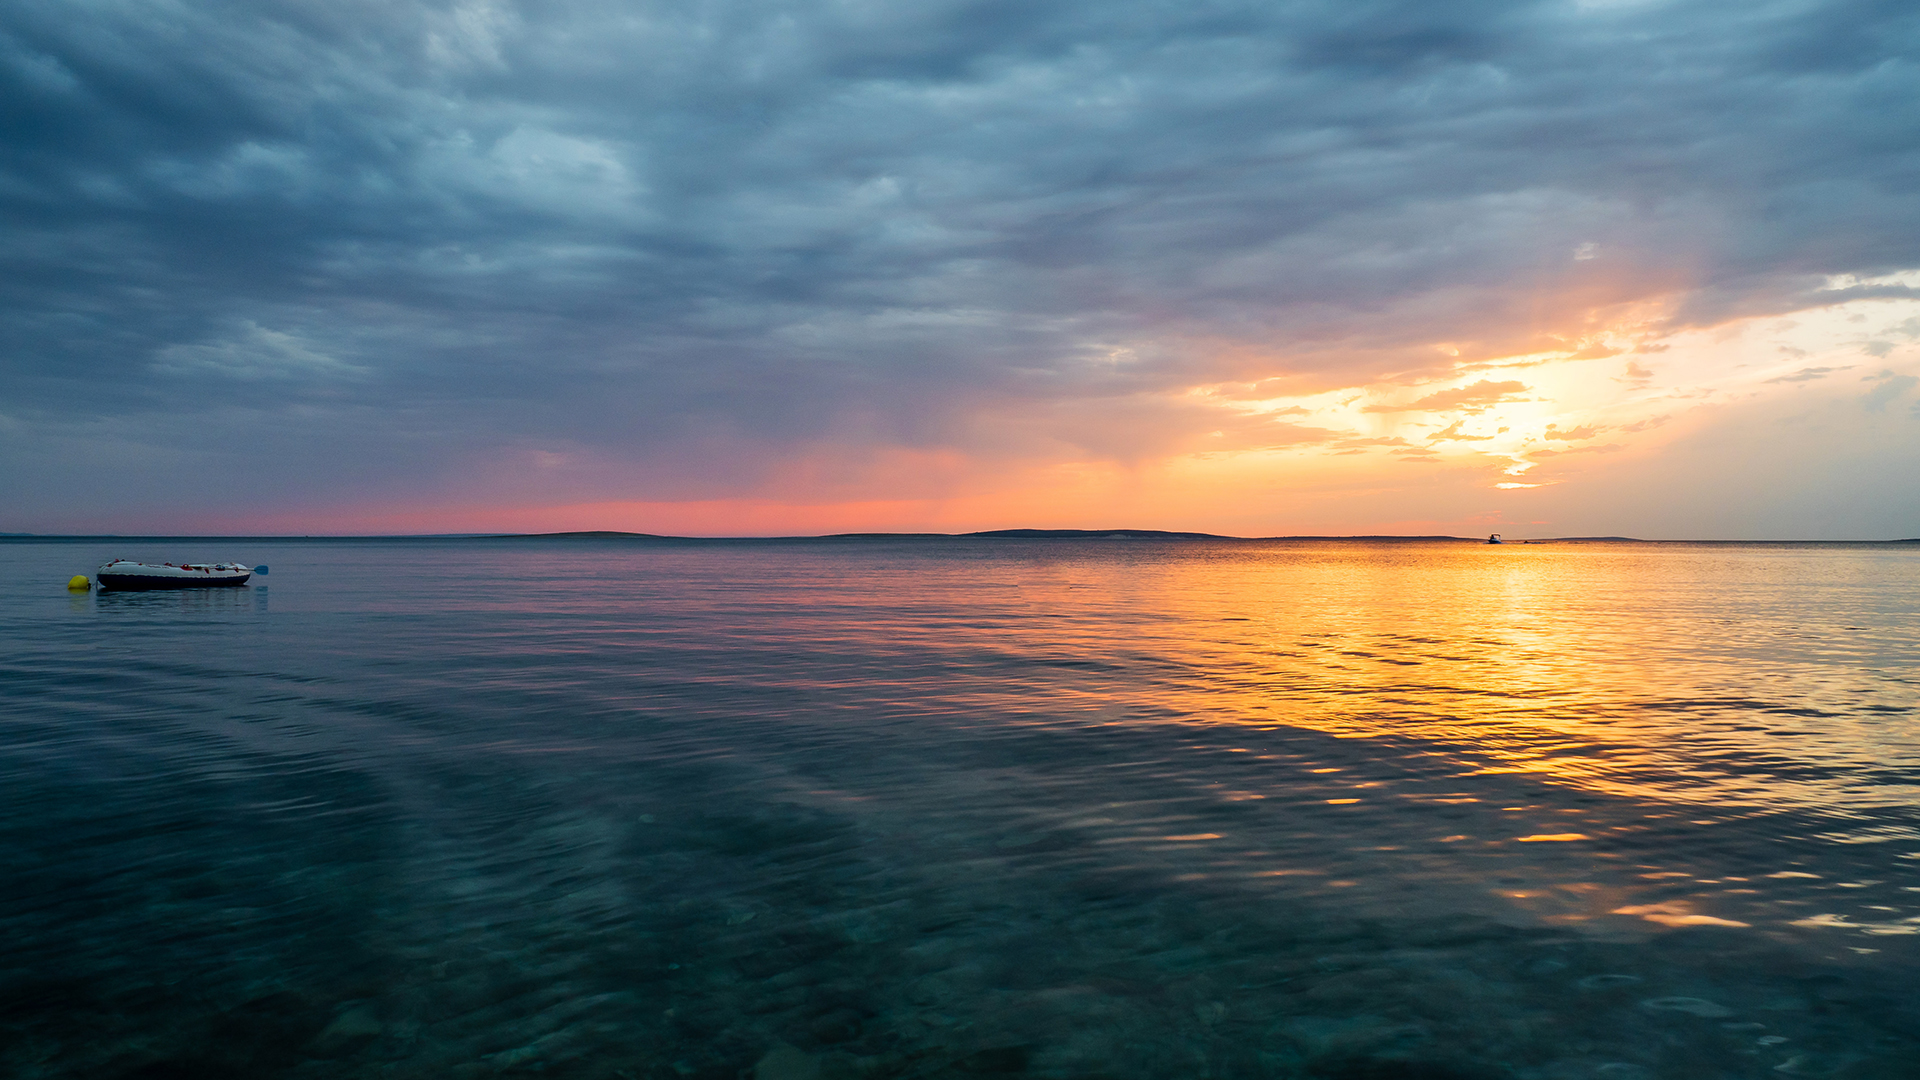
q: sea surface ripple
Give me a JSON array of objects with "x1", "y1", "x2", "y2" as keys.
[{"x1": 2, "y1": 537, "x2": 1917, "y2": 1079}]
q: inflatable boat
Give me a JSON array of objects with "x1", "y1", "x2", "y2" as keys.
[{"x1": 96, "y1": 560, "x2": 258, "y2": 590}]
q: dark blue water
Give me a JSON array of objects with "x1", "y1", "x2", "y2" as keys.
[{"x1": 3, "y1": 537, "x2": 1918, "y2": 1079}]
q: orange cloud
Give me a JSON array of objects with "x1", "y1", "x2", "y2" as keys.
[
  {"x1": 1428, "y1": 419, "x2": 1495, "y2": 442},
  {"x1": 1362, "y1": 379, "x2": 1531, "y2": 414},
  {"x1": 1543, "y1": 424, "x2": 1600, "y2": 440}
]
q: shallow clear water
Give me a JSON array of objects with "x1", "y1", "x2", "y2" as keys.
[{"x1": 3, "y1": 536, "x2": 1918, "y2": 1080}]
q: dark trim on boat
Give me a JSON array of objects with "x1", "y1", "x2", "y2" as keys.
[{"x1": 97, "y1": 573, "x2": 251, "y2": 591}]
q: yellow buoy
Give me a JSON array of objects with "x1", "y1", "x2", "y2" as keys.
[{"x1": 67, "y1": 575, "x2": 91, "y2": 591}]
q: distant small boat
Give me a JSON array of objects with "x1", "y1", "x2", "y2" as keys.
[
  {"x1": 97, "y1": 560, "x2": 256, "y2": 590},
  {"x1": 1487, "y1": 533, "x2": 1503, "y2": 544}
]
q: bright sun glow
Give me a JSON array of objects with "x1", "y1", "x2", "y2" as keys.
[{"x1": 1178, "y1": 277, "x2": 1920, "y2": 494}]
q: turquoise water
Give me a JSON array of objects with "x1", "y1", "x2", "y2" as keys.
[{"x1": 2, "y1": 537, "x2": 1918, "y2": 1079}]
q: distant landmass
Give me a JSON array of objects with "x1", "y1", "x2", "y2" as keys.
[
  {"x1": 962, "y1": 528, "x2": 1226, "y2": 540},
  {"x1": 18, "y1": 531, "x2": 1920, "y2": 542},
  {"x1": 506, "y1": 530, "x2": 678, "y2": 539},
  {"x1": 516, "y1": 529, "x2": 1488, "y2": 541},
  {"x1": 505, "y1": 529, "x2": 1599, "y2": 542}
]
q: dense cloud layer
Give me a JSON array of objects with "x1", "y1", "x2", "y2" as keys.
[{"x1": 4, "y1": 0, "x2": 1919, "y2": 528}]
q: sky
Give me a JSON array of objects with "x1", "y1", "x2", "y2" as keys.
[{"x1": 4, "y1": 0, "x2": 1919, "y2": 538}]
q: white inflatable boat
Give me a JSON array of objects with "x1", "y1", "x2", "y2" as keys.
[{"x1": 96, "y1": 560, "x2": 259, "y2": 590}]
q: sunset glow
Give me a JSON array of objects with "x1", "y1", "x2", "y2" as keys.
[{"x1": 272, "y1": 283, "x2": 1920, "y2": 539}]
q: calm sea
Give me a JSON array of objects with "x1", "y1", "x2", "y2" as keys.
[{"x1": 3, "y1": 537, "x2": 1918, "y2": 1080}]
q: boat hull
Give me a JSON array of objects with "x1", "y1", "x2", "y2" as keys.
[
  {"x1": 98, "y1": 573, "x2": 251, "y2": 590},
  {"x1": 96, "y1": 561, "x2": 253, "y2": 590}
]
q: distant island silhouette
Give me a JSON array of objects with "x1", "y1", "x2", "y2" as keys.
[
  {"x1": 508, "y1": 529, "x2": 1631, "y2": 542},
  {"x1": 16, "y1": 531, "x2": 1920, "y2": 542}
]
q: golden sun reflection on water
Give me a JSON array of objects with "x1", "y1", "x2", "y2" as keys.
[
  {"x1": 876, "y1": 538, "x2": 1920, "y2": 936},
  {"x1": 978, "y1": 540, "x2": 1920, "y2": 817}
]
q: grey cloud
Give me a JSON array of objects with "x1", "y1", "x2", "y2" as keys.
[
  {"x1": 1766, "y1": 365, "x2": 1852, "y2": 384},
  {"x1": 152, "y1": 321, "x2": 367, "y2": 381},
  {"x1": 5, "y1": 0, "x2": 1920, "y2": 520},
  {"x1": 1862, "y1": 371, "x2": 1919, "y2": 412}
]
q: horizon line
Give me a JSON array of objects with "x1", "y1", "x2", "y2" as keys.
[{"x1": 6, "y1": 529, "x2": 1920, "y2": 544}]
